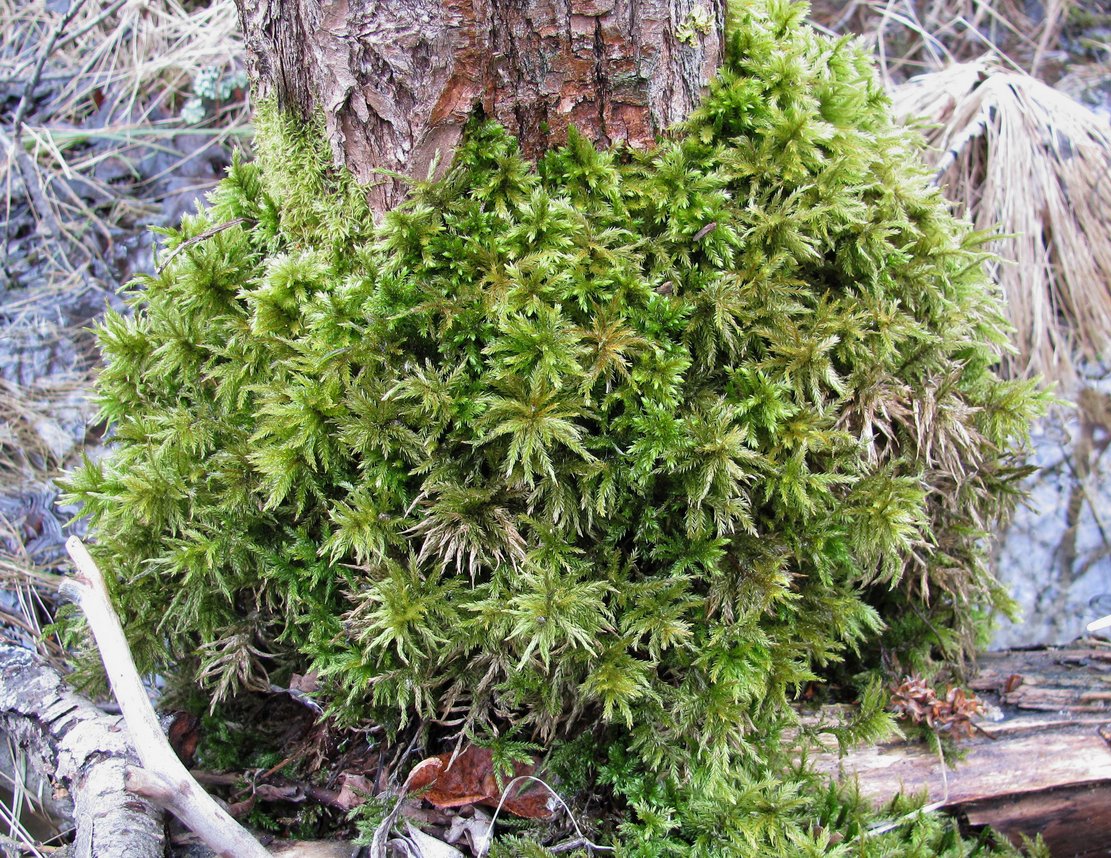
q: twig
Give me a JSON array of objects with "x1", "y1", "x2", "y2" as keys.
[
  {"x1": 156, "y1": 217, "x2": 250, "y2": 273},
  {"x1": 388, "y1": 724, "x2": 425, "y2": 790},
  {"x1": 0, "y1": 830, "x2": 51, "y2": 857},
  {"x1": 192, "y1": 769, "x2": 354, "y2": 811},
  {"x1": 0, "y1": 125, "x2": 69, "y2": 253},
  {"x1": 53, "y1": 0, "x2": 129, "y2": 55},
  {"x1": 369, "y1": 791, "x2": 412, "y2": 858},
  {"x1": 62, "y1": 537, "x2": 271, "y2": 858},
  {"x1": 3, "y1": 0, "x2": 93, "y2": 261},
  {"x1": 476, "y1": 775, "x2": 613, "y2": 857},
  {"x1": 10, "y1": 0, "x2": 91, "y2": 135},
  {"x1": 692, "y1": 221, "x2": 717, "y2": 241},
  {"x1": 551, "y1": 837, "x2": 599, "y2": 854}
]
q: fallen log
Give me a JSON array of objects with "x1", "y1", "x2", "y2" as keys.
[
  {"x1": 817, "y1": 642, "x2": 1111, "y2": 856},
  {"x1": 0, "y1": 645, "x2": 368, "y2": 857},
  {"x1": 0, "y1": 645, "x2": 165, "y2": 858},
  {"x1": 8, "y1": 589, "x2": 1111, "y2": 857}
]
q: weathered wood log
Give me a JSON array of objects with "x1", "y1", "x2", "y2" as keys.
[
  {"x1": 0, "y1": 645, "x2": 166, "y2": 858},
  {"x1": 817, "y1": 643, "x2": 1111, "y2": 856},
  {"x1": 235, "y1": 0, "x2": 724, "y2": 212},
  {"x1": 11, "y1": 563, "x2": 1111, "y2": 858}
]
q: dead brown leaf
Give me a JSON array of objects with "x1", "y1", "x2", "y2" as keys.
[{"x1": 406, "y1": 746, "x2": 554, "y2": 820}]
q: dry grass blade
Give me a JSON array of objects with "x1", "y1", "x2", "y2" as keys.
[
  {"x1": 891, "y1": 59, "x2": 1111, "y2": 383},
  {"x1": 809, "y1": 0, "x2": 1074, "y2": 83},
  {"x1": 0, "y1": 375, "x2": 92, "y2": 483},
  {"x1": 0, "y1": 0, "x2": 249, "y2": 655},
  {"x1": 2, "y1": 0, "x2": 246, "y2": 124},
  {"x1": 0, "y1": 735, "x2": 67, "y2": 857},
  {"x1": 0, "y1": 0, "x2": 249, "y2": 269},
  {"x1": 0, "y1": 512, "x2": 67, "y2": 670}
]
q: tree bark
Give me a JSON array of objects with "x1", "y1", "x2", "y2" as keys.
[
  {"x1": 0, "y1": 646, "x2": 166, "y2": 858},
  {"x1": 234, "y1": 0, "x2": 724, "y2": 211}
]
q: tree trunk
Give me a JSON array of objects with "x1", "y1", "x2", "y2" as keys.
[{"x1": 234, "y1": 0, "x2": 724, "y2": 211}]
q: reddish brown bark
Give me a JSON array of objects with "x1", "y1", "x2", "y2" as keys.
[{"x1": 235, "y1": 0, "x2": 724, "y2": 211}]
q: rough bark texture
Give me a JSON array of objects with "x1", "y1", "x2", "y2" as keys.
[
  {"x1": 0, "y1": 645, "x2": 165, "y2": 858},
  {"x1": 814, "y1": 644, "x2": 1111, "y2": 856},
  {"x1": 235, "y1": 0, "x2": 724, "y2": 211}
]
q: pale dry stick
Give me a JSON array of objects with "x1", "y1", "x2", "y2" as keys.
[{"x1": 62, "y1": 536, "x2": 272, "y2": 858}]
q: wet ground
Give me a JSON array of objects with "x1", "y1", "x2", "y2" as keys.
[{"x1": 0, "y1": 4, "x2": 244, "y2": 646}]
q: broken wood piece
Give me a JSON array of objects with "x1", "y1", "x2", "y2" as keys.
[
  {"x1": 62, "y1": 536, "x2": 271, "y2": 858},
  {"x1": 0, "y1": 644, "x2": 164, "y2": 858},
  {"x1": 816, "y1": 645, "x2": 1111, "y2": 857}
]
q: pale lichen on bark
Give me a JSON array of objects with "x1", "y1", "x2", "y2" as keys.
[{"x1": 236, "y1": 0, "x2": 724, "y2": 212}]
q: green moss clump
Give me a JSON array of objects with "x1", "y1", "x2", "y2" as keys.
[{"x1": 66, "y1": 0, "x2": 1045, "y2": 851}]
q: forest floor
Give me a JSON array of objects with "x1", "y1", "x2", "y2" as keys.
[{"x1": 3, "y1": 0, "x2": 1111, "y2": 853}]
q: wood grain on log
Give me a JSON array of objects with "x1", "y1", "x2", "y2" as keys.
[
  {"x1": 817, "y1": 644, "x2": 1111, "y2": 856},
  {"x1": 235, "y1": 0, "x2": 724, "y2": 212},
  {"x1": 0, "y1": 645, "x2": 165, "y2": 858}
]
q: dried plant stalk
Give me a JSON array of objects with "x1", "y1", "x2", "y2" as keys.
[{"x1": 891, "y1": 60, "x2": 1111, "y2": 383}]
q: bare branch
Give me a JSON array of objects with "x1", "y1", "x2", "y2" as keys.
[{"x1": 62, "y1": 536, "x2": 272, "y2": 858}]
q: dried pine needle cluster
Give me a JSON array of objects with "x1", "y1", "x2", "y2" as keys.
[
  {"x1": 65, "y1": 1, "x2": 1046, "y2": 852},
  {"x1": 890, "y1": 59, "x2": 1111, "y2": 383}
]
